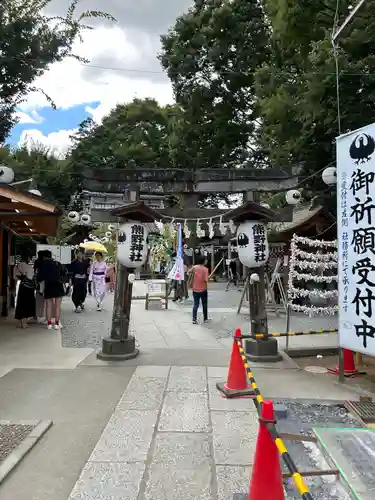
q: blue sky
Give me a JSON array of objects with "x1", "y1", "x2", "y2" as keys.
[{"x1": 9, "y1": 102, "x2": 101, "y2": 148}]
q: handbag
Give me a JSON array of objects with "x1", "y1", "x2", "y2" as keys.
[
  {"x1": 21, "y1": 276, "x2": 36, "y2": 290},
  {"x1": 17, "y1": 265, "x2": 36, "y2": 290}
]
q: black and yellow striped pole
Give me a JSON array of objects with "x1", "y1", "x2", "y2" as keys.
[
  {"x1": 236, "y1": 338, "x2": 314, "y2": 500},
  {"x1": 240, "y1": 328, "x2": 338, "y2": 339}
]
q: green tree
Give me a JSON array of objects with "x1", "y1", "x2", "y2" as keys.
[
  {"x1": 69, "y1": 98, "x2": 183, "y2": 173},
  {"x1": 5, "y1": 145, "x2": 73, "y2": 207},
  {"x1": 159, "y1": 0, "x2": 270, "y2": 169},
  {"x1": 0, "y1": 0, "x2": 115, "y2": 143},
  {"x1": 255, "y1": 0, "x2": 375, "y2": 209}
]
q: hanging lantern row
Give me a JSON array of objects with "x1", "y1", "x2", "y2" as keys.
[{"x1": 67, "y1": 211, "x2": 92, "y2": 225}]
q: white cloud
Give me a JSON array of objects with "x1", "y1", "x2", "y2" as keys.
[
  {"x1": 19, "y1": 25, "x2": 174, "y2": 115},
  {"x1": 18, "y1": 129, "x2": 76, "y2": 158},
  {"x1": 16, "y1": 110, "x2": 45, "y2": 125},
  {"x1": 15, "y1": 0, "x2": 194, "y2": 155}
]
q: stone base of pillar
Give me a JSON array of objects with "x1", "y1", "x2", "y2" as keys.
[
  {"x1": 97, "y1": 335, "x2": 139, "y2": 361},
  {"x1": 244, "y1": 338, "x2": 282, "y2": 363}
]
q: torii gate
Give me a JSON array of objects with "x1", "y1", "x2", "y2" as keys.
[{"x1": 83, "y1": 167, "x2": 300, "y2": 362}]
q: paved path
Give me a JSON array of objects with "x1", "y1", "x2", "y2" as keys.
[
  {"x1": 67, "y1": 364, "x2": 368, "y2": 500},
  {"x1": 0, "y1": 280, "x2": 369, "y2": 499}
]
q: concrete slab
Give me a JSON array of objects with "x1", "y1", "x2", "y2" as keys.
[
  {"x1": 250, "y1": 367, "x2": 369, "y2": 400},
  {"x1": 144, "y1": 465, "x2": 213, "y2": 500},
  {"x1": 151, "y1": 433, "x2": 211, "y2": 468},
  {"x1": 89, "y1": 409, "x2": 158, "y2": 462},
  {"x1": 211, "y1": 411, "x2": 259, "y2": 465},
  {"x1": 117, "y1": 377, "x2": 166, "y2": 411},
  {"x1": 0, "y1": 366, "x2": 135, "y2": 500},
  {"x1": 81, "y1": 348, "x2": 230, "y2": 367},
  {"x1": 68, "y1": 462, "x2": 145, "y2": 500},
  {"x1": 132, "y1": 365, "x2": 170, "y2": 378},
  {"x1": 216, "y1": 466, "x2": 251, "y2": 500},
  {"x1": 167, "y1": 366, "x2": 207, "y2": 392},
  {"x1": 0, "y1": 319, "x2": 93, "y2": 376},
  {"x1": 158, "y1": 392, "x2": 209, "y2": 432}
]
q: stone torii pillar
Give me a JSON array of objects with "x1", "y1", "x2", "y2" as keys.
[
  {"x1": 224, "y1": 202, "x2": 283, "y2": 362},
  {"x1": 97, "y1": 202, "x2": 162, "y2": 361}
]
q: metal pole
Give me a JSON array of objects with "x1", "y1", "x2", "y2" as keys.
[
  {"x1": 332, "y1": 0, "x2": 367, "y2": 43},
  {"x1": 285, "y1": 304, "x2": 291, "y2": 352},
  {"x1": 338, "y1": 347, "x2": 345, "y2": 384}
]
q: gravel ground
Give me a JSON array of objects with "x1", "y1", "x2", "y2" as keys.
[{"x1": 0, "y1": 424, "x2": 35, "y2": 463}]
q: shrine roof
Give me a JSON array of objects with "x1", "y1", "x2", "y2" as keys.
[
  {"x1": 222, "y1": 201, "x2": 280, "y2": 223},
  {"x1": 110, "y1": 201, "x2": 162, "y2": 222},
  {"x1": 269, "y1": 205, "x2": 331, "y2": 233}
]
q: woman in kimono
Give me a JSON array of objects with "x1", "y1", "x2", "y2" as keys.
[
  {"x1": 89, "y1": 252, "x2": 107, "y2": 311},
  {"x1": 70, "y1": 249, "x2": 90, "y2": 312}
]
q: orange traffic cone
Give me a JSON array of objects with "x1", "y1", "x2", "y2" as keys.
[
  {"x1": 216, "y1": 328, "x2": 255, "y2": 398},
  {"x1": 249, "y1": 400, "x2": 285, "y2": 500},
  {"x1": 328, "y1": 348, "x2": 366, "y2": 377}
]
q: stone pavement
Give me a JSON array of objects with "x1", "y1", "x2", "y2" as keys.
[
  {"x1": 175, "y1": 285, "x2": 339, "y2": 352},
  {"x1": 66, "y1": 365, "x2": 260, "y2": 500},
  {"x1": 67, "y1": 364, "x2": 369, "y2": 500},
  {"x1": 0, "y1": 280, "x2": 371, "y2": 499}
]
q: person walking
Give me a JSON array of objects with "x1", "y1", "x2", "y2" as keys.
[
  {"x1": 189, "y1": 254, "x2": 209, "y2": 324},
  {"x1": 36, "y1": 250, "x2": 67, "y2": 330},
  {"x1": 34, "y1": 250, "x2": 47, "y2": 323},
  {"x1": 106, "y1": 261, "x2": 116, "y2": 293},
  {"x1": 14, "y1": 255, "x2": 36, "y2": 328},
  {"x1": 225, "y1": 258, "x2": 239, "y2": 291},
  {"x1": 86, "y1": 257, "x2": 93, "y2": 295},
  {"x1": 89, "y1": 252, "x2": 107, "y2": 311},
  {"x1": 70, "y1": 249, "x2": 89, "y2": 312}
]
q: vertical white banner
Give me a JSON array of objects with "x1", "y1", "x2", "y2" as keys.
[{"x1": 337, "y1": 122, "x2": 375, "y2": 355}]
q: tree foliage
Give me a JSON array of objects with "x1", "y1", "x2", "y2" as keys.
[
  {"x1": 159, "y1": 0, "x2": 270, "y2": 168},
  {"x1": 0, "y1": 0, "x2": 115, "y2": 143},
  {"x1": 255, "y1": 0, "x2": 375, "y2": 207},
  {"x1": 68, "y1": 98, "x2": 183, "y2": 173},
  {"x1": 0, "y1": 145, "x2": 73, "y2": 207}
]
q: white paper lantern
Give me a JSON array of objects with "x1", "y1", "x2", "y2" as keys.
[
  {"x1": 80, "y1": 213, "x2": 91, "y2": 225},
  {"x1": 68, "y1": 211, "x2": 80, "y2": 223},
  {"x1": 105, "y1": 231, "x2": 112, "y2": 238},
  {"x1": 285, "y1": 189, "x2": 301, "y2": 205},
  {"x1": 322, "y1": 166, "x2": 337, "y2": 186},
  {"x1": 250, "y1": 273, "x2": 260, "y2": 283},
  {"x1": 237, "y1": 221, "x2": 269, "y2": 268},
  {"x1": 0, "y1": 166, "x2": 15, "y2": 184},
  {"x1": 28, "y1": 189, "x2": 42, "y2": 196},
  {"x1": 108, "y1": 224, "x2": 116, "y2": 231},
  {"x1": 117, "y1": 222, "x2": 149, "y2": 268}
]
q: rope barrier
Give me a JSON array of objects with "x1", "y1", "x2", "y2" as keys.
[
  {"x1": 235, "y1": 337, "x2": 314, "y2": 500},
  {"x1": 240, "y1": 328, "x2": 338, "y2": 339}
]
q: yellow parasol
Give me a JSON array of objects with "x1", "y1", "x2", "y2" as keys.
[{"x1": 80, "y1": 241, "x2": 108, "y2": 253}]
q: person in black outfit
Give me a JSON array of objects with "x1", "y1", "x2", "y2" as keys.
[
  {"x1": 86, "y1": 257, "x2": 92, "y2": 295},
  {"x1": 226, "y1": 258, "x2": 239, "y2": 291},
  {"x1": 14, "y1": 255, "x2": 36, "y2": 328},
  {"x1": 70, "y1": 250, "x2": 89, "y2": 312},
  {"x1": 37, "y1": 250, "x2": 66, "y2": 330}
]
